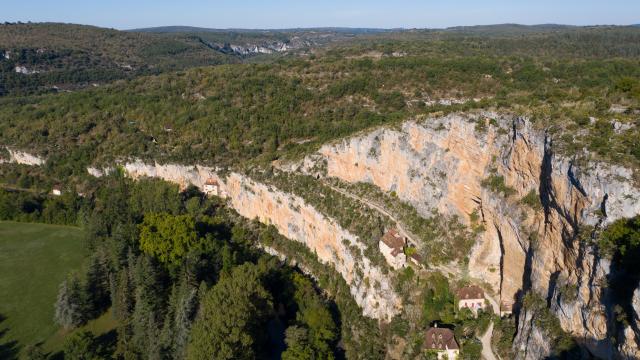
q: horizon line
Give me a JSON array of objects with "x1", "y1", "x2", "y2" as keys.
[{"x1": 2, "y1": 20, "x2": 639, "y2": 32}]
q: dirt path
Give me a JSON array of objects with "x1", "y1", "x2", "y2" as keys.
[
  {"x1": 325, "y1": 183, "x2": 420, "y2": 246},
  {"x1": 327, "y1": 181, "x2": 501, "y2": 359},
  {"x1": 479, "y1": 321, "x2": 498, "y2": 360}
]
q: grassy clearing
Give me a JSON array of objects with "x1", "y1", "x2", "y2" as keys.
[
  {"x1": 43, "y1": 309, "x2": 118, "y2": 357},
  {"x1": 0, "y1": 221, "x2": 85, "y2": 357}
]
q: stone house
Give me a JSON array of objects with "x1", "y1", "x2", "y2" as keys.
[
  {"x1": 379, "y1": 228, "x2": 406, "y2": 269},
  {"x1": 51, "y1": 185, "x2": 62, "y2": 196},
  {"x1": 456, "y1": 285, "x2": 486, "y2": 315},
  {"x1": 203, "y1": 178, "x2": 221, "y2": 197},
  {"x1": 424, "y1": 326, "x2": 460, "y2": 359},
  {"x1": 500, "y1": 301, "x2": 513, "y2": 317}
]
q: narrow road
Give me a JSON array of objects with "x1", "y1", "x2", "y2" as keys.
[
  {"x1": 326, "y1": 181, "x2": 501, "y2": 360},
  {"x1": 325, "y1": 183, "x2": 420, "y2": 246},
  {"x1": 0, "y1": 183, "x2": 41, "y2": 194},
  {"x1": 479, "y1": 321, "x2": 498, "y2": 360}
]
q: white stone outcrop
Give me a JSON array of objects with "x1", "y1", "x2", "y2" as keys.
[{"x1": 1, "y1": 147, "x2": 45, "y2": 166}]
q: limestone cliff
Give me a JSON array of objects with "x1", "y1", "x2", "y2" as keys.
[
  {"x1": 8, "y1": 109, "x2": 640, "y2": 356},
  {"x1": 94, "y1": 160, "x2": 401, "y2": 321},
  {"x1": 298, "y1": 113, "x2": 640, "y2": 358}
]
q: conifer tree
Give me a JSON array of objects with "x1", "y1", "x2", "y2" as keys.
[
  {"x1": 84, "y1": 248, "x2": 112, "y2": 317},
  {"x1": 54, "y1": 275, "x2": 85, "y2": 329},
  {"x1": 187, "y1": 264, "x2": 273, "y2": 360}
]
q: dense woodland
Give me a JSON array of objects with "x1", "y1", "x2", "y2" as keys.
[
  {"x1": 0, "y1": 165, "x2": 503, "y2": 359},
  {"x1": 1, "y1": 25, "x2": 639, "y2": 179},
  {"x1": 3, "y1": 175, "x2": 348, "y2": 359},
  {"x1": 0, "y1": 23, "x2": 239, "y2": 96}
]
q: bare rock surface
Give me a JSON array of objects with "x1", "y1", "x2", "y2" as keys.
[
  {"x1": 80, "y1": 112, "x2": 640, "y2": 357},
  {"x1": 299, "y1": 112, "x2": 640, "y2": 358},
  {"x1": 93, "y1": 160, "x2": 401, "y2": 321},
  {"x1": 1, "y1": 147, "x2": 45, "y2": 166}
]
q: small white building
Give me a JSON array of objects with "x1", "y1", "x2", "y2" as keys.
[
  {"x1": 456, "y1": 285, "x2": 486, "y2": 316},
  {"x1": 51, "y1": 186, "x2": 62, "y2": 196},
  {"x1": 500, "y1": 301, "x2": 513, "y2": 317},
  {"x1": 424, "y1": 326, "x2": 459, "y2": 359},
  {"x1": 379, "y1": 228, "x2": 406, "y2": 269},
  {"x1": 406, "y1": 248, "x2": 423, "y2": 268},
  {"x1": 203, "y1": 178, "x2": 221, "y2": 197}
]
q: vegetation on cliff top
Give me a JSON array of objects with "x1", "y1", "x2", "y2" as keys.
[{"x1": 1, "y1": 25, "x2": 640, "y2": 179}]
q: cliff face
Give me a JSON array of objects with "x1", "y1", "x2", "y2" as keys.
[
  {"x1": 300, "y1": 113, "x2": 640, "y2": 358},
  {"x1": 7, "y1": 110, "x2": 640, "y2": 356},
  {"x1": 304, "y1": 115, "x2": 530, "y2": 304},
  {"x1": 103, "y1": 161, "x2": 401, "y2": 321},
  {"x1": 223, "y1": 173, "x2": 400, "y2": 320}
]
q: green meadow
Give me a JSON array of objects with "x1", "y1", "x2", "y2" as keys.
[{"x1": 0, "y1": 221, "x2": 85, "y2": 357}]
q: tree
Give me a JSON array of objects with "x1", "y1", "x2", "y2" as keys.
[
  {"x1": 187, "y1": 264, "x2": 273, "y2": 360},
  {"x1": 24, "y1": 344, "x2": 47, "y2": 360},
  {"x1": 422, "y1": 273, "x2": 456, "y2": 326},
  {"x1": 289, "y1": 273, "x2": 337, "y2": 359},
  {"x1": 460, "y1": 338, "x2": 482, "y2": 360},
  {"x1": 160, "y1": 278, "x2": 199, "y2": 359},
  {"x1": 110, "y1": 270, "x2": 133, "y2": 322},
  {"x1": 139, "y1": 213, "x2": 201, "y2": 268},
  {"x1": 129, "y1": 179, "x2": 182, "y2": 216},
  {"x1": 54, "y1": 275, "x2": 85, "y2": 329},
  {"x1": 63, "y1": 331, "x2": 96, "y2": 360},
  {"x1": 84, "y1": 248, "x2": 112, "y2": 317},
  {"x1": 282, "y1": 326, "x2": 314, "y2": 360},
  {"x1": 128, "y1": 255, "x2": 165, "y2": 358}
]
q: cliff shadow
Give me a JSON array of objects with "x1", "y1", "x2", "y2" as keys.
[
  {"x1": 0, "y1": 314, "x2": 19, "y2": 360},
  {"x1": 605, "y1": 244, "x2": 640, "y2": 353}
]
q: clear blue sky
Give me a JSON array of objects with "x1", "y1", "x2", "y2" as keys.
[{"x1": 2, "y1": 0, "x2": 638, "y2": 30}]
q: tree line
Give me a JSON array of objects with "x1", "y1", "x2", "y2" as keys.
[{"x1": 16, "y1": 175, "x2": 343, "y2": 359}]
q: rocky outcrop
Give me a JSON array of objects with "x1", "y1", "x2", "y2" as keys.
[
  {"x1": 300, "y1": 114, "x2": 531, "y2": 303},
  {"x1": 513, "y1": 306, "x2": 553, "y2": 360},
  {"x1": 0, "y1": 147, "x2": 45, "y2": 166},
  {"x1": 14, "y1": 65, "x2": 40, "y2": 75},
  {"x1": 298, "y1": 112, "x2": 640, "y2": 358},
  {"x1": 224, "y1": 173, "x2": 400, "y2": 320},
  {"x1": 619, "y1": 288, "x2": 640, "y2": 358},
  {"x1": 211, "y1": 42, "x2": 291, "y2": 56},
  {"x1": 91, "y1": 161, "x2": 401, "y2": 321},
  {"x1": 208, "y1": 37, "x2": 311, "y2": 57}
]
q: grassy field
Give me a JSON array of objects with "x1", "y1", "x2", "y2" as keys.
[{"x1": 0, "y1": 221, "x2": 86, "y2": 358}]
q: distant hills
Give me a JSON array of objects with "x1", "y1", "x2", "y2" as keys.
[
  {"x1": 129, "y1": 26, "x2": 394, "y2": 34},
  {"x1": 0, "y1": 23, "x2": 382, "y2": 96},
  {"x1": 130, "y1": 23, "x2": 637, "y2": 36},
  {"x1": 2, "y1": 22, "x2": 639, "y2": 96},
  {"x1": 0, "y1": 22, "x2": 240, "y2": 96}
]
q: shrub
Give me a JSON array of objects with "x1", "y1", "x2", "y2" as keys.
[
  {"x1": 520, "y1": 190, "x2": 542, "y2": 210},
  {"x1": 481, "y1": 174, "x2": 516, "y2": 197}
]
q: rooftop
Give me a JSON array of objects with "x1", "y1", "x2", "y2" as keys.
[
  {"x1": 408, "y1": 251, "x2": 422, "y2": 263},
  {"x1": 205, "y1": 178, "x2": 219, "y2": 186},
  {"x1": 381, "y1": 228, "x2": 405, "y2": 250},
  {"x1": 456, "y1": 285, "x2": 485, "y2": 300},
  {"x1": 424, "y1": 327, "x2": 459, "y2": 351}
]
